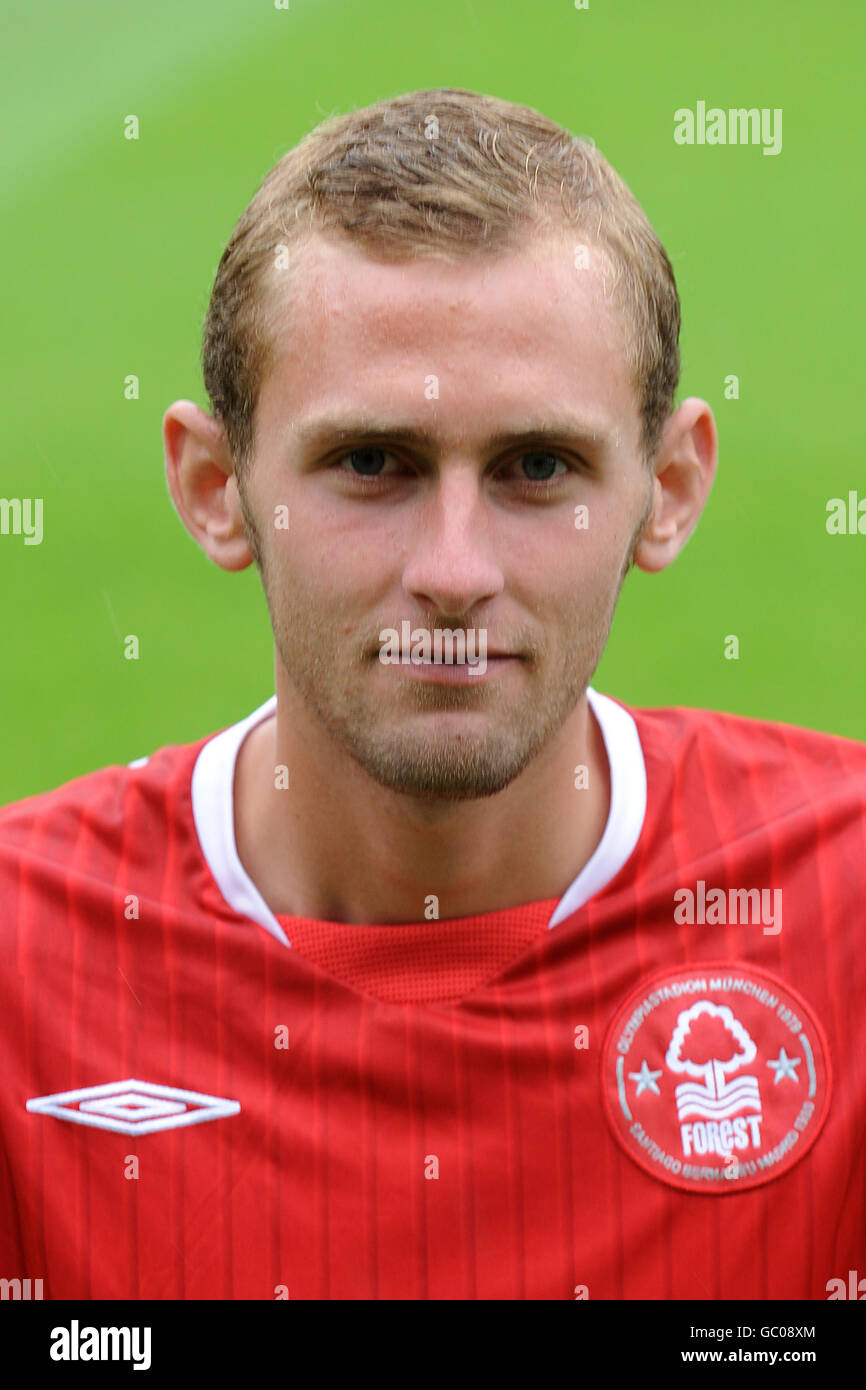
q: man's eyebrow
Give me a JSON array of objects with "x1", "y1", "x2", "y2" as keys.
[{"x1": 289, "y1": 414, "x2": 611, "y2": 453}]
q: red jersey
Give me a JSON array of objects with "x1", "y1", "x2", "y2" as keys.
[{"x1": 1, "y1": 688, "x2": 864, "y2": 1300}]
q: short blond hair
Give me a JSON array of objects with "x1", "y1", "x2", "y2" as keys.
[{"x1": 201, "y1": 87, "x2": 680, "y2": 476}]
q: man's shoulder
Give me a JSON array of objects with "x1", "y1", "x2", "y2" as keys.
[
  {"x1": 0, "y1": 723, "x2": 217, "y2": 866},
  {"x1": 624, "y1": 696, "x2": 865, "y2": 750},
  {"x1": 613, "y1": 693, "x2": 866, "y2": 791}
]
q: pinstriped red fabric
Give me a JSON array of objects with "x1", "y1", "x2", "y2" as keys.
[{"x1": 0, "y1": 700, "x2": 864, "y2": 1299}]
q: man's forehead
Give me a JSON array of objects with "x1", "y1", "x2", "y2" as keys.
[
  {"x1": 274, "y1": 225, "x2": 617, "y2": 313},
  {"x1": 258, "y1": 228, "x2": 638, "y2": 447}
]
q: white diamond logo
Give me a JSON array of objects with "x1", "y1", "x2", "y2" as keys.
[{"x1": 26, "y1": 1078, "x2": 240, "y2": 1135}]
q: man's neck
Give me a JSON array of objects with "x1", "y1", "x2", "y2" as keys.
[{"x1": 233, "y1": 691, "x2": 611, "y2": 926}]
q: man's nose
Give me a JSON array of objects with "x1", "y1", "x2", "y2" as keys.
[{"x1": 400, "y1": 468, "x2": 505, "y2": 616}]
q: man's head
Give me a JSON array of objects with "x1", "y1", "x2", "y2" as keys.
[
  {"x1": 164, "y1": 87, "x2": 716, "y2": 801},
  {"x1": 201, "y1": 86, "x2": 684, "y2": 483}
]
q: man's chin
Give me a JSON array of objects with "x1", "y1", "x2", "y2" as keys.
[
  {"x1": 342, "y1": 732, "x2": 540, "y2": 802},
  {"x1": 359, "y1": 768, "x2": 525, "y2": 802}
]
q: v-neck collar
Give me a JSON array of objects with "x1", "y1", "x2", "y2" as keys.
[{"x1": 190, "y1": 686, "x2": 647, "y2": 948}]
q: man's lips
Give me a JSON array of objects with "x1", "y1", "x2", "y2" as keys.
[
  {"x1": 389, "y1": 650, "x2": 517, "y2": 659},
  {"x1": 366, "y1": 649, "x2": 522, "y2": 662}
]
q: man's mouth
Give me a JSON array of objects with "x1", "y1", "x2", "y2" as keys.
[{"x1": 395, "y1": 650, "x2": 515, "y2": 661}]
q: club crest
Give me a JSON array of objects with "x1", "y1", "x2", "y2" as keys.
[{"x1": 602, "y1": 964, "x2": 831, "y2": 1193}]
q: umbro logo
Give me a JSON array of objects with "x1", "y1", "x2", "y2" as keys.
[{"x1": 26, "y1": 1078, "x2": 240, "y2": 1135}]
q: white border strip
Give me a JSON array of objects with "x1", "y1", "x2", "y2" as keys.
[
  {"x1": 191, "y1": 695, "x2": 289, "y2": 947},
  {"x1": 547, "y1": 688, "x2": 647, "y2": 928}
]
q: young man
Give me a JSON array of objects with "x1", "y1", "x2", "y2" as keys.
[{"x1": 1, "y1": 88, "x2": 863, "y2": 1301}]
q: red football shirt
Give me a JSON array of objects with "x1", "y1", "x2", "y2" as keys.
[{"x1": 1, "y1": 687, "x2": 863, "y2": 1299}]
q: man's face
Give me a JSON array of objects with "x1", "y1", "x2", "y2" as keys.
[{"x1": 238, "y1": 230, "x2": 653, "y2": 800}]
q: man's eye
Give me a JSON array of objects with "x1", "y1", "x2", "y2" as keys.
[
  {"x1": 512, "y1": 452, "x2": 569, "y2": 483},
  {"x1": 339, "y1": 447, "x2": 392, "y2": 477}
]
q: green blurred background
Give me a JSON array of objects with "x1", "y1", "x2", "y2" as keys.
[{"x1": 3, "y1": 0, "x2": 864, "y2": 802}]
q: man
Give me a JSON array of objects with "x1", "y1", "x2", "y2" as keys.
[{"x1": 1, "y1": 88, "x2": 863, "y2": 1301}]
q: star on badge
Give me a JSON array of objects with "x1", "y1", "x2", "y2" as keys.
[
  {"x1": 628, "y1": 1060, "x2": 663, "y2": 1096},
  {"x1": 766, "y1": 1047, "x2": 801, "y2": 1084}
]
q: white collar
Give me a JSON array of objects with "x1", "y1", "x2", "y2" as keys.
[{"x1": 190, "y1": 686, "x2": 647, "y2": 948}]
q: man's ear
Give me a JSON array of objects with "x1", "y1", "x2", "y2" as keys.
[
  {"x1": 162, "y1": 399, "x2": 254, "y2": 572},
  {"x1": 633, "y1": 397, "x2": 718, "y2": 574}
]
